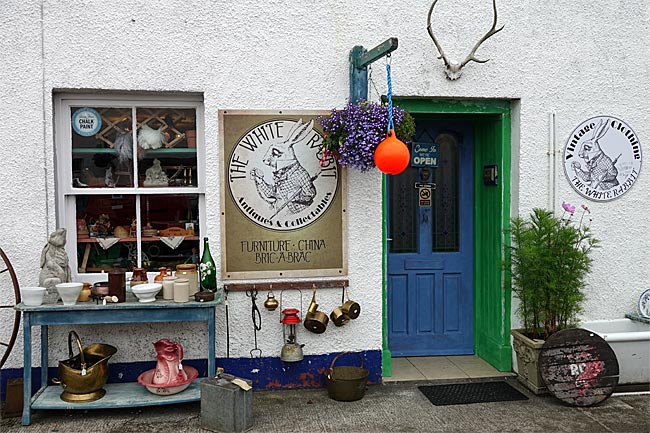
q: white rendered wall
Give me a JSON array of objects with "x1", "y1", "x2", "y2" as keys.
[{"x1": 0, "y1": 0, "x2": 648, "y2": 369}]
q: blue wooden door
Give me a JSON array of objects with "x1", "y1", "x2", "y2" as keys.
[{"x1": 387, "y1": 121, "x2": 474, "y2": 356}]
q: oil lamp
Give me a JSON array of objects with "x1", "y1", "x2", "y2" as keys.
[{"x1": 280, "y1": 308, "x2": 304, "y2": 362}]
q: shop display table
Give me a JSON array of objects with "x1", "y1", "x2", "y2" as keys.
[{"x1": 15, "y1": 299, "x2": 218, "y2": 426}]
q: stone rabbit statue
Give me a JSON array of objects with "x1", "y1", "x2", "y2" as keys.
[{"x1": 39, "y1": 228, "x2": 72, "y2": 290}]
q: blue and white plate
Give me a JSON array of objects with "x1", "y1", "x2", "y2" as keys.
[{"x1": 639, "y1": 289, "x2": 650, "y2": 318}]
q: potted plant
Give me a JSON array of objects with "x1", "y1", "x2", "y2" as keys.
[
  {"x1": 319, "y1": 101, "x2": 415, "y2": 171},
  {"x1": 506, "y1": 202, "x2": 598, "y2": 393}
]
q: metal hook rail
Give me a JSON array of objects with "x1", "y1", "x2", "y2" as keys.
[{"x1": 224, "y1": 279, "x2": 349, "y2": 292}]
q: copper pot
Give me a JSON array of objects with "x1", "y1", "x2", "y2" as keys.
[
  {"x1": 92, "y1": 281, "x2": 109, "y2": 296},
  {"x1": 330, "y1": 306, "x2": 350, "y2": 327}
]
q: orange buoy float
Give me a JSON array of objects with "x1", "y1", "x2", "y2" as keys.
[{"x1": 374, "y1": 129, "x2": 410, "y2": 175}]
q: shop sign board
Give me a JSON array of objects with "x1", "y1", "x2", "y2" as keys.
[
  {"x1": 563, "y1": 116, "x2": 642, "y2": 202},
  {"x1": 71, "y1": 107, "x2": 102, "y2": 136},
  {"x1": 220, "y1": 111, "x2": 347, "y2": 279},
  {"x1": 410, "y1": 142, "x2": 439, "y2": 167}
]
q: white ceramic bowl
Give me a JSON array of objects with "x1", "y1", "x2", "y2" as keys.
[
  {"x1": 131, "y1": 283, "x2": 162, "y2": 303},
  {"x1": 55, "y1": 282, "x2": 83, "y2": 306},
  {"x1": 20, "y1": 286, "x2": 47, "y2": 307},
  {"x1": 137, "y1": 366, "x2": 198, "y2": 395}
]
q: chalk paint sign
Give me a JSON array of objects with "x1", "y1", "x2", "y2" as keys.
[
  {"x1": 539, "y1": 328, "x2": 619, "y2": 407},
  {"x1": 72, "y1": 107, "x2": 102, "y2": 136}
]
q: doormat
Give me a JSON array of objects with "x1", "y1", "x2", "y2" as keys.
[{"x1": 418, "y1": 381, "x2": 528, "y2": 406}]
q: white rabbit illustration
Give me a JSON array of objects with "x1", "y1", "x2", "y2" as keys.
[
  {"x1": 250, "y1": 119, "x2": 317, "y2": 215},
  {"x1": 571, "y1": 119, "x2": 620, "y2": 190}
]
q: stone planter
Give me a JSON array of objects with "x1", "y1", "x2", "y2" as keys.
[{"x1": 511, "y1": 329, "x2": 546, "y2": 394}]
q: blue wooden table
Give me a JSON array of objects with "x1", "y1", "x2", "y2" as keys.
[{"x1": 15, "y1": 299, "x2": 218, "y2": 426}]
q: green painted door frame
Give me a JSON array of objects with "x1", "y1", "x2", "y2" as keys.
[{"x1": 382, "y1": 98, "x2": 513, "y2": 376}]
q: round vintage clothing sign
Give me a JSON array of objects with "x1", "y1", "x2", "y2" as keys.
[{"x1": 563, "y1": 116, "x2": 642, "y2": 202}]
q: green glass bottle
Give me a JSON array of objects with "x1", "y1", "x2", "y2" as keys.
[{"x1": 199, "y1": 237, "x2": 220, "y2": 301}]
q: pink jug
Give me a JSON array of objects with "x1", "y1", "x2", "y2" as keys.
[{"x1": 152, "y1": 338, "x2": 188, "y2": 385}]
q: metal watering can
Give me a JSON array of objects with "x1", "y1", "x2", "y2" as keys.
[{"x1": 52, "y1": 331, "x2": 117, "y2": 403}]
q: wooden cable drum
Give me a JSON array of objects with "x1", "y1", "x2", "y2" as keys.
[{"x1": 538, "y1": 328, "x2": 619, "y2": 407}]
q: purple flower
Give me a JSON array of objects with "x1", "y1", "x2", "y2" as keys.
[
  {"x1": 581, "y1": 204, "x2": 590, "y2": 213},
  {"x1": 562, "y1": 201, "x2": 576, "y2": 214}
]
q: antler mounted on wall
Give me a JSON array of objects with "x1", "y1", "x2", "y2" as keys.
[{"x1": 427, "y1": 0, "x2": 504, "y2": 80}]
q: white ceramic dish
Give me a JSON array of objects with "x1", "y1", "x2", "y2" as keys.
[
  {"x1": 137, "y1": 366, "x2": 198, "y2": 395},
  {"x1": 20, "y1": 286, "x2": 47, "y2": 307},
  {"x1": 55, "y1": 282, "x2": 83, "y2": 306},
  {"x1": 639, "y1": 289, "x2": 650, "y2": 318},
  {"x1": 131, "y1": 283, "x2": 162, "y2": 303}
]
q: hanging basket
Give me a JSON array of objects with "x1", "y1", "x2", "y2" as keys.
[{"x1": 325, "y1": 352, "x2": 369, "y2": 401}]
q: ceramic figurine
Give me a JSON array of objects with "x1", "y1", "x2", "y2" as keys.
[
  {"x1": 105, "y1": 166, "x2": 115, "y2": 187},
  {"x1": 90, "y1": 214, "x2": 111, "y2": 237},
  {"x1": 152, "y1": 339, "x2": 188, "y2": 386},
  {"x1": 143, "y1": 159, "x2": 169, "y2": 186},
  {"x1": 39, "y1": 228, "x2": 72, "y2": 290},
  {"x1": 138, "y1": 124, "x2": 166, "y2": 150}
]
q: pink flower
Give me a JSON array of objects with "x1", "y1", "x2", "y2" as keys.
[
  {"x1": 562, "y1": 201, "x2": 576, "y2": 214},
  {"x1": 581, "y1": 204, "x2": 590, "y2": 213}
]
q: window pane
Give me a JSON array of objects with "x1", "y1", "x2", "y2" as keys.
[
  {"x1": 431, "y1": 133, "x2": 459, "y2": 252},
  {"x1": 76, "y1": 194, "x2": 136, "y2": 272},
  {"x1": 76, "y1": 194, "x2": 200, "y2": 273},
  {"x1": 389, "y1": 165, "x2": 418, "y2": 253},
  {"x1": 140, "y1": 194, "x2": 200, "y2": 272},
  {"x1": 71, "y1": 107, "x2": 134, "y2": 188},
  {"x1": 136, "y1": 108, "x2": 197, "y2": 188}
]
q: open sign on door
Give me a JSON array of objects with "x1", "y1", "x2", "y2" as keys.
[{"x1": 410, "y1": 142, "x2": 439, "y2": 167}]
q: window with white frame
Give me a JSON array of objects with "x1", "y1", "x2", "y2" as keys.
[{"x1": 55, "y1": 94, "x2": 205, "y2": 280}]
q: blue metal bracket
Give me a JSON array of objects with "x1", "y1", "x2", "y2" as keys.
[{"x1": 349, "y1": 38, "x2": 398, "y2": 103}]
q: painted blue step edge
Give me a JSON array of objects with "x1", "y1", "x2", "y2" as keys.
[{"x1": 1, "y1": 350, "x2": 381, "y2": 401}]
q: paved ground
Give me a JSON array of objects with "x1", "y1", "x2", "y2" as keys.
[{"x1": 3, "y1": 378, "x2": 650, "y2": 433}]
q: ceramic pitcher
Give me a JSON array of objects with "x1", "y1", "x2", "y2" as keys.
[{"x1": 152, "y1": 338, "x2": 188, "y2": 385}]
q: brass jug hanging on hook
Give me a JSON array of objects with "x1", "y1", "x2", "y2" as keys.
[
  {"x1": 341, "y1": 286, "x2": 360, "y2": 319},
  {"x1": 304, "y1": 285, "x2": 329, "y2": 334},
  {"x1": 264, "y1": 290, "x2": 279, "y2": 311}
]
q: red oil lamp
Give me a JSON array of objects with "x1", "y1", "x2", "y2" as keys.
[{"x1": 280, "y1": 308, "x2": 304, "y2": 362}]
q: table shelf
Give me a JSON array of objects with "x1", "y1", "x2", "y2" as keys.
[
  {"x1": 16, "y1": 300, "x2": 217, "y2": 425},
  {"x1": 32, "y1": 382, "x2": 200, "y2": 410}
]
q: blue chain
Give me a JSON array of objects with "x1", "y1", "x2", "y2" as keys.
[{"x1": 386, "y1": 62, "x2": 394, "y2": 135}]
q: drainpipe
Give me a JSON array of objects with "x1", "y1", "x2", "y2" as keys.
[
  {"x1": 40, "y1": 0, "x2": 50, "y2": 235},
  {"x1": 547, "y1": 112, "x2": 557, "y2": 214}
]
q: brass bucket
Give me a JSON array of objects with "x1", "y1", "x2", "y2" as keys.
[
  {"x1": 52, "y1": 331, "x2": 117, "y2": 403},
  {"x1": 325, "y1": 352, "x2": 368, "y2": 402}
]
